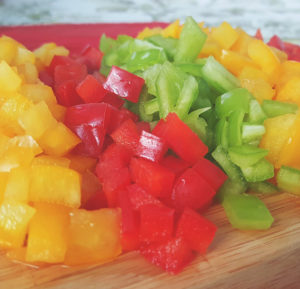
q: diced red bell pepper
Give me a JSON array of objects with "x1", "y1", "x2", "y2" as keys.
[
  {"x1": 193, "y1": 158, "x2": 228, "y2": 191},
  {"x1": 176, "y1": 208, "x2": 217, "y2": 254},
  {"x1": 136, "y1": 121, "x2": 151, "y2": 133},
  {"x1": 104, "y1": 65, "x2": 145, "y2": 103},
  {"x1": 55, "y1": 80, "x2": 83, "y2": 107},
  {"x1": 118, "y1": 190, "x2": 140, "y2": 251},
  {"x1": 130, "y1": 157, "x2": 175, "y2": 198},
  {"x1": 135, "y1": 130, "x2": 167, "y2": 163},
  {"x1": 76, "y1": 45, "x2": 103, "y2": 72},
  {"x1": 140, "y1": 237, "x2": 194, "y2": 274},
  {"x1": 152, "y1": 118, "x2": 167, "y2": 137},
  {"x1": 254, "y1": 28, "x2": 263, "y2": 41},
  {"x1": 284, "y1": 42, "x2": 300, "y2": 61},
  {"x1": 110, "y1": 118, "x2": 140, "y2": 152},
  {"x1": 92, "y1": 71, "x2": 106, "y2": 84},
  {"x1": 65, "y1": 103, "x2": 113, "y2": 156},
  {"x1": 127, "y1": 184, "x2": 162, "y2": 210},
  {"x1": 119, "y1": 108, "x2": 139, "y2": 122},
  {"x1": 267, "y1": 35, "x2": 285, "y2": 51},
  {"x1": 39, "y1": 70, "x2": 53, "y2": 87},
  {"x1": 160, "y1": 155, "x2": 190, "y2": 177},
  {"x1": 48, "y1": 55, "x2": 75, "y2": 77},
  {"x1": 84, "y1": 190, "x2": 108, "y2": 210},
  {"x1": 139, "y1": 204, "x2": 174, "y2": 243},
  {"x1": 76, "y1": 74, "x2": 108, "y2": 103},
  {"x1": 102, "y1": 167, "x2": 131, "y2": 207},
  {"x1": 96, "y1": 143, "x2": 132, "y2": 181},
  {"x1": 172, "y1": 168, "x2": 216, "y2": 212},
  {"x1": 161, "y1": 113, "x2": 208, "y2": 164},
  {"x1": 102, "y1": 92, "x2": 125, "y2": 109},
  {"x1": 54, "y1": 63, "x2": 87, "y2": 85}
]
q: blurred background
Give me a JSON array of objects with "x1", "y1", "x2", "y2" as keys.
[{"x1": 1, "y1": 0, "x2": 300, "y2": 40}]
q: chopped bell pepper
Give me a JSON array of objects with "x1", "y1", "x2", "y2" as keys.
[{"x1": 277, "y1": 165, "x2": 300, "y2": 196}]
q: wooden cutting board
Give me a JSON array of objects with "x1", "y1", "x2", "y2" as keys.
[
  {"x1": 0, "y1": 24, "x2": 300, "y2": 289},
  {"x1": 0, "y1": 193, "x2": 299, "y2": 289}
]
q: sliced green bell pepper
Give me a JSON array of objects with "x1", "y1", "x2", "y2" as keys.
[
  {"x1": 228, "y1": 110, "x2": 244, "y2": 147},
  {"x1": 242, "y1": 123, "x2": 266, "y2": 143},
  {"x1": 262, "y1": 99, "x2": 298, "y2": 118},
  {"x1": 241, "y1": 158, "x2": 274, "y2": 182},
  {"x1": 248, "y1": 181, "x2": 280, "y2": 195},
  {"x1": 277, "y1": 165, "x2": 300, "y2": 195}
]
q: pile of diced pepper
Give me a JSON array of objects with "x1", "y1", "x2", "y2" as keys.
[{"x1": 0, "y1": 17, "x2": 300, "y2": 274}]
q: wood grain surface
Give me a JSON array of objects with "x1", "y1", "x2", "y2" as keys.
[{"x1": 1, "y1": 193, "x2": 299, "y2": 289}]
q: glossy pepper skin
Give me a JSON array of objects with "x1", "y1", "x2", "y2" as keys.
[{"x1": 104, "y1": 66, "x2": 145, "y2": 103}]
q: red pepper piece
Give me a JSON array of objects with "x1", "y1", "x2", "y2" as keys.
[
  {"x1": 119, "y1": 108, "x2": 139, "y2": 122},
  {"x1": 76, "y1": 44, "x2": 103, "y2": 72},
  {"x1": 172, "y1": 168, "x2": 216, "y2": 212},
  {"x1": 103, "y1": 167, "x2": 131, "y2": 207},
  {"x1": 139, "y1": 204, "x2": 174, "y2": 243},
  {"x1": 130, "y1": 157, "x2": 175, "y2": 198},
  {"x1": 65, "y1": 103, "x2": 112, "y2": 156},
  {"x1": 54, "y1": 80, "x2": 83, "y2": 107},
  {"x1": 267, "y1": 35, "x2": 285, "y2": 51},
  {"x1": 152, "y1": 118, "x2": 167, "y2": 137},
  {"x1": 140, "y1": 237, "x2": 194, "y2": 274},
  {"x1": 110, "y1": 118, "x2": 140, "y2": 152},
  {"x1": 96, "y1": 143, "x2": 132, "y2": 181},
  {"x1": 85, "y1": 190, "x2": 108, "y2": 210},
  {"x1": 127, "y1": 184, "x2": 162, "y2": 210},
  {"x1": 92, "y1": 71, "x2": 106, "y2": 84},
  {"x1": 136, "y1": 121, "x2": 151, "y2": 133},
  {"x1": 39, "y1": 70, "x2": 53, "y2": 87},
  {"x1": 135, "y1": 130, "x2": 167, "y2": 163},
  {"x1": 176, "y1": 208, "x2": 217, "y2": 254},
  {"x1": 48, "y1": 55, "x2": 75, "y2": 77},
  {"x1": 102, "y1": 92, "x2": 125, "y2": 109},
  {"x1": 54, "y1": 62, "x2": 87, "y2": 85},
  {"x1": 104, "y1": 66, "x2": 145, "y2": 103},
  {"x1": 284, "y1": 42, "x2": 300, "y2": 61},
  {"x1": 118, "y1": 190, "x2": 140, "y2": 251},
  {"x1": 160, "y1": 155, "x2": 190, "y2": 177},
  {"x1": 254, "y1": 28, "x2": 263, "y2": 41},
  {"x1": 163, "y1": 113, "x2": 208, "y2": 164},
  {"x1": 76, "y1": 74, "x2": 108, "y2": 103},
  {"x1": 193, "y1": 158, "x2": 228, "y2": 191}
]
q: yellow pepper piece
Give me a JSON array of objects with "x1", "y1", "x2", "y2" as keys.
[
  {"x1": 64, "y1": 208, "x2": 121, "y2": 266},
  {"x1": 38, "y1": 122, "x2": 80, "y2": 157},
  {"x1": 17, "y1": 63, "x2": 39, "y2": 84},
  {"x1": 260, "y1": 113, "x2": 297, "y2": 167},
  {"x1": 0, "y1": 60, "x2": 22, "y2": 92},
  {"x1": 0, "y1": 36, "x2": 18, "y2": 65},
  {"x1": 211, "y1": 22, "x2": 238, "y2": 50},
  {"x1": 19, "y1": 101, "x2": 57, "y2": 140},
  {"x1": 0, "y1": 201, "x2": 35, "y2": 249},
  {"x1": 29, "y1": 165, "x2": 81, "y2": 208},
  {"x1": 26, "y1": 203, "x2": 69, "y2": 263},
  {"x1": 231, "y1": 28, "x2": 253, "y2": 56},
  {"x1": 239, "y1": 66, "x2": 270, "y2": 83},
  {"x1": 68, "y1": 154, "x2": 97, "y2": 173},
  {"x1": 14, "y1": 47, "x2": 36, "y2": 66},
  {"x1": 269, "y1": 46, "x2": 288, "y2": 63},
  {"x1": 136, "y1": 27, "x2": 163, "y2": 40},
  {"x1": 161, "y1": 20, "x2": 180, "y2": 38},
  {"x1": 48, "y1": 103, "x2": 66, "y2": 122},
  {"x1": 276, "y1": 77, "x2": 300, "y2": 105},
  {"x1": 32, "y1": 155, "x2": 71, "y2": 168},
  {"x1": 3, "y1": 167, "x2": 30, "y2": 202},
  {"x1": 0, "y1": 172, "x2": 9, "y2": 204}
]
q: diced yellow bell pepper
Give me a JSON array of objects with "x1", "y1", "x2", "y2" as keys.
[
  {"x1": 260, "y1": 113, "x2": 297, "y2": 167},
  {"x1": 20, "y1": 83, "x2": 57, "y2": 106},
  {"x1": 0, "y1": 172, "x2": 9, "y2": 204},
  {"x1": 29, "y1": 165, "x2": 81, "y2": 208},
  {"x1": 17, "y1": 63, "x2": 39, "y2": 84},
  {"x1": 32, "y1": 155, "x2": 70, "y2": 168},
  {"x1": 81, "y1": 170, "x2": 102, "y2": 207},
  {"x1": 48, "y1": 103, "x2": 66, "y2": 122},
  {"x1": 14, "y1": 47, "x2": 35, "y2": 66},
  {"x1": 198, "y1": 40, "x2": 222, "y2": 60},
  {"x1": 0, "y1": 60, "x2": 22, "y2": 92},
  {"x1": 64, "y1": 208, "x2": 121, "y2": 266},
  {"x1": 38, "y1": 122, "x2": 80, "y2": 156},
  {"x1": 3, "y1": 167, "x2": 30, "y2": 202},
  {"x1": 26, "y1": 203, "x2": 69, "y2": 263},
  {"x1": 277, "y1": 60, "x2": 300, "y2": 89},
  {"x1": 248, "y1": 39, "x2": 280, "y2": 81},
  {"x1": 0, "y1": 201, "x2": 35, "y2": 248},
  {"x1": 220, "y1": 49, "x2": 258, "y2": 76},
  {"x1": 269, "y1": 46, "x2": 288, "y2": 63},
  {"x1": 278, "y1": 115, "x2": 300, "y2": 169},
  {"x1": 231, "y1": 28, "x2": 254, "y2": 56},
  {"x1": 240, "y1": 78, "x2": 275, "y2": 103},
  {"x1": 211, "y1": 22, "x2": 238, "y2": 50},
  {"x1": 0, "y1": 36, "x2": 18, "y2": 65},
  {"x1": 276, "y1": 77, "x2": 300, "y2": 105},
  {"x1": 161, "y1": 20, "x2": 181, "y2": 38},
  {"x1": 19, "y1": 101, "x2": 57, "y2": 140},
  {"x1": 8, "y1": 135, "x2": 42, "y2": 156},
  {"x1": 238, "y1": 66, "x2": 270, "y2": 83},
  {"x1": 0, "y1": 92, "x2": 33, "y2": 135},
  {"x1": 136, "y1": 27, "x2": 163, "y2": 40}
]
